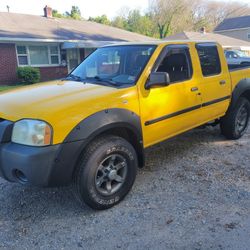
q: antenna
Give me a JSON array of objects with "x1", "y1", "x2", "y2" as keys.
[{"x1": 6, "y1": 5, "x2": 10, "y2": 12}]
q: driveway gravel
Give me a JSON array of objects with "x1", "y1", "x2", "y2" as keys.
[{"x1": 0, "y1": 126, "x2": 250, "y2": 250}]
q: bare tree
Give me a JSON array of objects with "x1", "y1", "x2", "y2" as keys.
[
  {"x1": 149, "y1": 0, "x2": 192, "y2": 38},
  {"x1": 192, "y1": 1, "x2": 250, "y2": 31}
]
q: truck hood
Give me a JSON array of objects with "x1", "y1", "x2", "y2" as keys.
[{"x1": 0, "y1": 80, "x2": 118, "y2": 121}]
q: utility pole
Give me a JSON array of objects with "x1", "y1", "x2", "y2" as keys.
[{"x1": 7, "y1": 5, "x2": 10, "y2": 12}]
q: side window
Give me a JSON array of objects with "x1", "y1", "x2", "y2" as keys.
[
  {"x1": 196, "y1": 44, "x2": 221, "y2": 77},
  {"x1": 155, "y1": 47, "x2": 193, "y2": 83},
  {"x1": 226, "y1": 51, "x2": 238, "y2": 59},
  {"x1": 225, "y1": 51, "x2": 232, "y2": 58},
  {"x1": 232, "y1": 52, "x2": 238, "y2": 58}
]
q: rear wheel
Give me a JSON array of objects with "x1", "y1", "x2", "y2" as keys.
[
  {"x1": 220, "y1": 97, "x2": 250, "y2": 139},
  {"x1": 74, "y1": 135, "x2": 138, "y2": 210}
]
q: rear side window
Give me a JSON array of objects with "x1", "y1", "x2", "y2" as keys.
[{"x1": 196, "y1": 44, "x2": 221, "y2": 77}]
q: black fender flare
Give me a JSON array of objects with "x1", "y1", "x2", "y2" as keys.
[
  {"x1": 64, "y1": 108, "x2": 143, "y2": 144},
  {"x1": 229, "y1": 78, "x2": 250, "y2": 111},
  {"x1": 48, "y1": 109, "x2": 144, "y2": 186}
]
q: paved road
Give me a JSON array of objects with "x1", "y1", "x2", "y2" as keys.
[{"x1": 0, "y1": 126, "x2": 250, "y2": 250}]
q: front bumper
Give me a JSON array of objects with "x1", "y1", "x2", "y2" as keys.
[
  {"x1": 0, "y1": 143, "x2": 60, "y2": 186},
  {"x1": 0, "y1": 119, "x2": 84, "y2": 187}
]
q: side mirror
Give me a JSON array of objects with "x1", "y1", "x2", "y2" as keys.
[{"x1": 145, "y1": 72, "x2": 170, "y2": 90}]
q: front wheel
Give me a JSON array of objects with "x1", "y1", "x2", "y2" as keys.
[
  {"x1": 220, "y1": 97, "x2": 250, "y2": 139},
  {"x1": 74, "y1": 135, "x2": 138, "y2": 210}
]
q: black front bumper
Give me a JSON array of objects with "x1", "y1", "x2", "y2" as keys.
[
  {"x1": 0, "y1": 143, "x2": 60, "y2": 186},
  {"x1": 0, "y1": 119, "x2": 85, "y2": 187}
]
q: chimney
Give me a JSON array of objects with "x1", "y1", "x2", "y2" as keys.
[
  {"x1": 44, "y1": 5, "x2": 52, "y2": 18},
  {"x1": 200, "y1": 27, "x2": 206, "y2": 34}
]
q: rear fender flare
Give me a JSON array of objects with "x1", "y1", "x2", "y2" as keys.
[{"x1": 229, "y1": 78, "x2": 250, "y2": 111}]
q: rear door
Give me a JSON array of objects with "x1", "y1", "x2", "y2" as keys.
[{"x1": 195, "y1": 43, "x2": 231, "y2": 121}]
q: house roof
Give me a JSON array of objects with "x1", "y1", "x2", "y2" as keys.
[
  {"x1": 0, "y1": 12, "x2": 156, "y2": 43},
  {"x1": 214, "y1": 15, "x2": 250, "y2": 31},
  {"x1": 165, "y1": 31, "x2": 250, "y2": 48}
]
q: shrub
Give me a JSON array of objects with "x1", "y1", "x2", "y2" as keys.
[{"x1": 17, "y1": 67, "x2": 40, "y2": 84}]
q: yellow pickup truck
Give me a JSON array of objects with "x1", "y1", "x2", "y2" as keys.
[{"x1": 0, "y1": 41, "x2": 250, "y2": 210}]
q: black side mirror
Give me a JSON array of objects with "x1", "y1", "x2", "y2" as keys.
[{"x1": 145, "y1": 72, "x2": 170, "y2": 90}]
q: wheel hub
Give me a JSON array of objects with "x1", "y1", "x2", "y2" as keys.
[
  {"x1": 108, "y1": 170, "x2": 118, "y2": 180},
  {"x1": 236, "y1": 105, "x2": 248, "y2": 134},
  {"x1": 95, "y1": 154, "x2": 128, "y2": 196}
]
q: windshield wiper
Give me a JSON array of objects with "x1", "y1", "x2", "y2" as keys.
[
  {"x1": 86, "y1": 76, "x2": 118, "y2": 87},
  {"x1": 66, "y1": 74, "x2": 85, "y2": 82}
]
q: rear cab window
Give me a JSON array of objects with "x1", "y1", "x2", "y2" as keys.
[{"x1": 196, "y1": 43, "x2": 221, "y2": 77}]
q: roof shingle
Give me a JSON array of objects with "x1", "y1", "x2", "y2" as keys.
[
  {"x1": 0, "y1": 12, "x2": 156, "y2": 42},
  {"x1": 214, "y1": 15, "x2": 250, "y2": 31}
]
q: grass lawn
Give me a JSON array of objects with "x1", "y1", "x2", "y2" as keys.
[{"x1": 0, "y1": 85, "x2": 23, "y2": 92}]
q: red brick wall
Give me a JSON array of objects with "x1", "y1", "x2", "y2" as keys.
[
  {"x1": 0, "y1": 43, "x2": 18, "y2": 85},
  {"x1": 39, "y1": 66, "x2": 68, "y2": 82},
  {"x1": 0, "y1": 43, "x2": 68, "y2": 85}
]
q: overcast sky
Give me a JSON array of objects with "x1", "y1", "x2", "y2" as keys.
[{"x1": 0, "y1": 0, "x2": 249, "y2": 19}]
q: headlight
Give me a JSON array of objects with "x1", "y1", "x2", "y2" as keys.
[{"x1": 11, "y1": 119, "x2": 52, "y2": 146}]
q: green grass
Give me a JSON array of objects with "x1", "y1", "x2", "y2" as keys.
[{"x1": 0, "y1": 85, "x2": 23, "y2": 92}]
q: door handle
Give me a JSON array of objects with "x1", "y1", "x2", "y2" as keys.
[
  {"x1": 191, "y1": 87, "x2": 199, "y2": 92},
  {"x1": 220, "y1": 80, "x2": 226, "y2": 85}
]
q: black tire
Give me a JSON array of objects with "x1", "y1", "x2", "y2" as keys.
[
  {"x1": 220, "y1": 97, "x2": 250, "y2": 139},
  {"x1": 74, "y1": 135, "x2": 138, "y2": 210}
]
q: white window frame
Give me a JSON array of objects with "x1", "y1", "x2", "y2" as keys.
[
  {"x1": 16, "y1": 44, "x2": 61, "y2": 67},
  {"x1": 16, "y1": 45, "x2": 29, "y2": 65}
]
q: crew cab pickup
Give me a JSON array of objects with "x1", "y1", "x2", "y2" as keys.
[{"x1": 0, "y1": 41, "x2": 250, "y2": 210}]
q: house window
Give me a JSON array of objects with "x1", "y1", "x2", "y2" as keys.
[
  {"x1": 50, "y1": 46, "x2": 59, "y2": 64},
  {"x1": 16, "y1": 45, "x2": 60, "y2": 66},
  {"x1": 29, "y1": 46, "x2": 49, "y2": 65},
  {"x1": 17, "y1": 46, "x2": 28, "y2": 65}
]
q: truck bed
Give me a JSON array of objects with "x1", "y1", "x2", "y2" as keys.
[{"x1": 229, "y1": 65, "x2": 250, "y2": 90}]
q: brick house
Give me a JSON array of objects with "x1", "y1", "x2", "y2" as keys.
[{"x1": 0, "y1": 6, "x2": 156, "y2": 85}]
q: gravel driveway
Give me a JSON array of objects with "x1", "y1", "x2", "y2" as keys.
[{"x1": 0, "y1": 126, "x2": 250, "y2": 250}]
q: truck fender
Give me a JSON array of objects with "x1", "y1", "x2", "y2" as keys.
[
  {"x1": 229, "y1": 78, "x2": 250, "y2": 111},
  {"x1": 64, "y1": 108, "x2": 142, "y2": 144},
  {"x1": 48, "y1": 109, "x2": 144, "y2": 186}
]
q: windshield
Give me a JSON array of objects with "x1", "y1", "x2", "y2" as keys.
[
  {"x1": 235, "y1": 50, "x2": 247, "y2": 57},
  {"x1": 68, "y1": 45, "x2": 156, "y2": 87}
]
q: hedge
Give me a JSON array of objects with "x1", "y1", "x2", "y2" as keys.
[{"x1": 17, "y1": 67, "x2": 40, "y2": 84}]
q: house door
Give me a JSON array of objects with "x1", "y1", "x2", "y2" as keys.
[{"x1": 67, "y1": 49, "x2": 80, "y2": 72}]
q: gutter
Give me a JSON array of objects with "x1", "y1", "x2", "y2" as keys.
[{"x1": 0, "y1": 37, "x2": 123, "y2": 45}]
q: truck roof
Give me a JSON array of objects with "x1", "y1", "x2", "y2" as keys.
[{"x1": 103, "y1": 40, "x2": 219, "y2": 47}]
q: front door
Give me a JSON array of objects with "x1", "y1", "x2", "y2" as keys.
[
  {"x1": 139, "y1": 44, "x2": 203, "y2": 147},
  {"x1": 67, "y1": 49, "x2": 80, "y2": 73}
]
